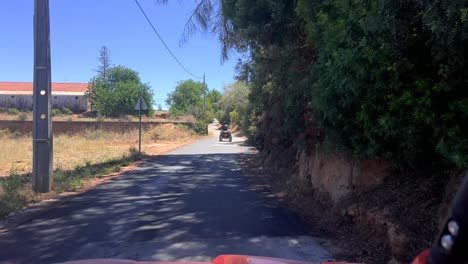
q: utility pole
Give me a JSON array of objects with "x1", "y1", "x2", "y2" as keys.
[
  {"x1": 33, "y1": 0, "x2": 53, "y2": 193},
  {"x1": 203, "y1": 73, "x2": 206, "y2": 119}
]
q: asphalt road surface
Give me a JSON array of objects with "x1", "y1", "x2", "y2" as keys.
[{"x1": 0, "y1": 125, "x2": 332, "y2": 264}]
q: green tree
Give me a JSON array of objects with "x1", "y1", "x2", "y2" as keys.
[
  {"x1": 219, "y1": 81, "x2": 249, "y2": 124},
  {"x1": 166, "y1": 79, "x2": 205, "y2": 118},
  {"x1": 96, "y1": 46, "x2": 112, "y2": 81},
  {"x1": 206, "y1": 89, "x2": 222, "y2": 113},
  {"x1": 160, "y1": 0, "x2": 468, "y2": 169},
  {"x1": 87, "y1": 48, "x2": 153, "y2": 117}
]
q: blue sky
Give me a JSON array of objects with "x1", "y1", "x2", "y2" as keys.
[{"x1": 0, "y1": 0, "x2": 239, "y2": 108}]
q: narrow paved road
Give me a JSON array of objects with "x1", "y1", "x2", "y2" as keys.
[{"x1": 0, "y1": 125, "x2": 331, "y2": 264}]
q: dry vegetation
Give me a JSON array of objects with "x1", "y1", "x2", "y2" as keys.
[
  {"x1": 0, "y1": 124, "x2": 197, "y2": 219},
  {"x1": 0, "y1": 124, "x2": 194, "y2": 176},
  {"x1": 0, "y1": 109, "x2": 195, "y2": 123}
]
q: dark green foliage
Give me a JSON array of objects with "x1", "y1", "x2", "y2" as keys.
[
  {"x1": 87, "y1": 47, "x2": 154, "y2": 117},
  {"x1": 219, "y1": 0, "x2": 468, "y2": 169},
  {"x1": 87, "y1": 67, "x2": 153, "y2": 117},
  {"x1": 166, "y1": 79, "x2": 205, "y2": 118},
  {"x1": 193, "y1": 120, "x2": 209, "y2": 135},
  {"x1": 166, "y1": 79, "x2": 221, "y2": 121},
  {"x1": 206, "y1": 89, "x2": 222, "y2": 113},
  {"x1": 217, "y1": 81, "x2": 252, "y2": 136},
  {"x1": 296, "y1": 0, "x2": 468, "y2": 168},
  {"x1": 0, "y1": 175, "x2": 27, "y2": 218},
  {"x1": 62, "y1": 107, "x2": 73, "y2": 115}
]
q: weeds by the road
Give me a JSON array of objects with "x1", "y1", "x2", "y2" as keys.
[
  {"x1": 147, "y1": 124, "x2": 196, "y2": 141},
  {"x1": 0, "y1": 124, "x2": 195, "y2": 176},
  {"x1": 54, "y1": 147, "x2": 141, "y2": 192},
  {"x1": 0, "y1": 173, "x2": 32, "y2": 219},
  {"x1": 0, "y1": 129, "x2": 136, "y2": 176},
  {"x1": 0, "y1": 148, "x2": 142, "y2": 219},
  {"x1": 0, "y1": 124, "x2": 197, "y2": 219}
]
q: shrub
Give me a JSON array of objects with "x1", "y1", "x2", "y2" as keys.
[
  {"x1": 7, "y1": 108, "x2": 19, "y2": 115},
  {"x1": 229, "y1": 110, "x2": 239, "y2": 125},
  {"x1": 128, "y1": 146, "x2": 141, "y2": 161},
  {"x1": 17, "y1": 113, "x2": 28, "y2": 121},
  {"x1": 193, "y1": 120, "x2": 208, "y2": 135},
  {"x1": 62, "y1": 107, "x2": 73, "y2": 115},
  {"x1": 0, "y1": 174, "x2": 27, "y2": 218},
  {"x1": 51, "y1": 109, "x2": 61, "y2": 117}
]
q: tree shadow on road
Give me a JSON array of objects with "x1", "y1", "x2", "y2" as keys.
[{"x1": 0, "y1": 152, "x2": 320, "y2": 264}]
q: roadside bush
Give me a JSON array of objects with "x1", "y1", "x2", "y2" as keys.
[
  {"x1": 128, "y1": 146, "x2": 142, "y2": 161},
  {"x1": 215, "y1": 110, "x2": 224, "y2": 122},
  {"x1": 96, "y1": 114, "x2": 105, "y2": 122},
  {"x1": 0, "y1": 174, "x2": 28, "y2": 218},
  {"x1": 229, "y1": 110, "x2": 239, "y2": 125},
  {"x1": 62, "y1": 107, "x2": 73, "y2": 115},
  {"x1": 0, "y1": 129, "x2": 21, "y2": 139},
  {"x1": 193, "y1": 120, "x2": 208, "y2": 135},
  {"x1": 7, "y1": 108, "x2": 19, "y2": 115},
  {"x1": 220, "y1": 0, "x2": 468, "y2": 169},
  {"x1": 51, "y1": 108, "x2": 61, "y2": 117},
  {"x1": 17, "y1": 113, "x2": 28, "y2": 121}
]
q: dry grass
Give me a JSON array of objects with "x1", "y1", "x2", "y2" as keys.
[
  {"x1": 0, "y1": 110, "x2": 195, "y2": 123},
  {"x1": 0, "y1": 124, "x2": 198, "y2": 219},
  {"x1": 0, "y1": 130, "x2": 137, "y2": 176},
  {"x1": 0, "y1": 124, "x2": 195, "y2": 176},
  {"x1": 145, "y1": 124, "x2": 195, "y2": 141}
]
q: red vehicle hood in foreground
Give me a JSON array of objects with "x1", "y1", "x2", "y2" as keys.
[{"x1": 59, "y1": 255, "x2": 351, "y2": 264}]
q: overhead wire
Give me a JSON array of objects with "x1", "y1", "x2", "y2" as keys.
[{"x1": 133, "y1": 0, "x2": 203, "y2": 79}]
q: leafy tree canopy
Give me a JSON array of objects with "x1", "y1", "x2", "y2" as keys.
[
  {"x1": 166, "y1": 79, "x2": 205, "y2": 118},
  {"x1": 87, "y1": 47, "x2": 153, "y2": 117}
]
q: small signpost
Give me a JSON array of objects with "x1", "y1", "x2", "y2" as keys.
[{"x1": 135, "y1": 96, "x2": 148, "y2": 154}]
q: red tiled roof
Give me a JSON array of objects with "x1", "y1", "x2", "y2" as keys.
[{"x1": 0, "y1": 82, "x2": 88, "y2": 93}]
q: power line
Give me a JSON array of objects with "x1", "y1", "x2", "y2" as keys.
[{"x1": 133, "y1": 0, "x2": 203, "y2": 79}]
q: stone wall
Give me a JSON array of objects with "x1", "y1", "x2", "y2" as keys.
[{"x1": 0, "y1": 120, "x2": 193, "y2": 135}]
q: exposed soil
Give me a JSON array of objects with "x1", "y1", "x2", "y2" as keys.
[
  {"x1": 238, "y1": 153, "x2": 367, "y2": 262},
  {"x1": 238, "y1": 152, "x2": 461, "y2": 264}
]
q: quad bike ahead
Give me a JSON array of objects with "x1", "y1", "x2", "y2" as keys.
[{"x1": 219, "y1": 127, "x2": 232, "y2": 142}]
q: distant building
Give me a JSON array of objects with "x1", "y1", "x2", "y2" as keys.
[{"x1": 0, "y1": 82, "x2": 89, "y2": 112}]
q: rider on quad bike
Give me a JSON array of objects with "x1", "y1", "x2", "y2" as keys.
[
  {"x1": 222, "y1": 122, "x2": 229, "y2": 131},
  {"x1": 219, "y1": 121, "x2": 233, "y2": 142}
]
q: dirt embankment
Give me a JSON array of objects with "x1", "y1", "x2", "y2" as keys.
[{"x1": 241, "y1": 133, "x2": 464, "y2": 264}]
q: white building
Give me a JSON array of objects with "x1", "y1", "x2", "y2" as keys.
[{"x1": 0, "y1": 82, "x2": 89, "y2": 112}]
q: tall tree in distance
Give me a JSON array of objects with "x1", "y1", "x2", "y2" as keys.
[
  {"x1": 87, "y1": 46, "x2": 153, "y2": 116},
  {"x1": 96, "y1": 46, "x2": 112, "y2": 81}
]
